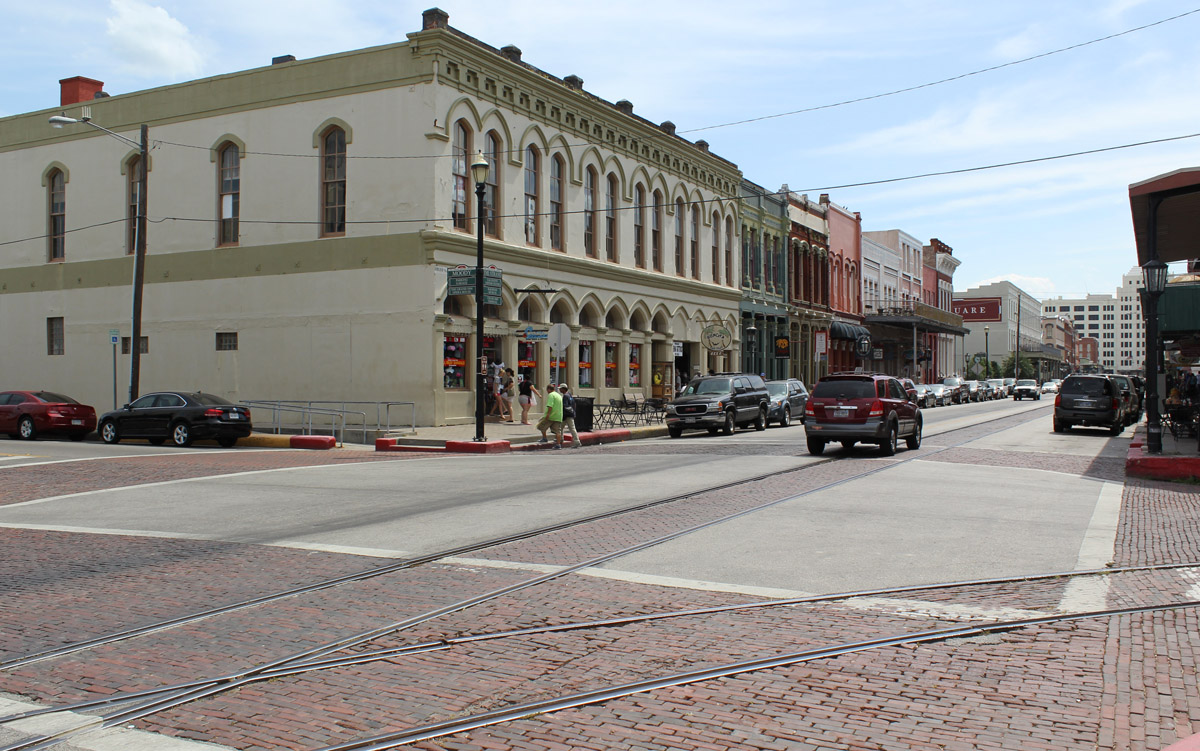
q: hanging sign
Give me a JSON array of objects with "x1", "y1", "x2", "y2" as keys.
[
  {"x1": 774, "y1": 336, "x2": 790, "y2": 359},
  {"x1": 701, "y1": 324, "x2": 733, "y2": 352},
  {"x1": 815, "y1": 331, "x2": 828, "y2": 355}
]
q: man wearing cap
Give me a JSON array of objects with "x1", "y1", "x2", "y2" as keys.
[
  {"x1": 536, "y1": 383, "x2": 564, "y2": 449},
  {"x1": 558, "y1": 383, "x2": 582, "y2": 448}
]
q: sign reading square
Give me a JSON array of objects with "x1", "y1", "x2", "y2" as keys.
[{"x1": 951, "y1": 297, "x2": 1002, "y2": 322}]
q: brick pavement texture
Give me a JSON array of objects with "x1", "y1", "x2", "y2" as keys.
[{"x1": 3, "y1": 411, "x2": 1200, "y2": 750}]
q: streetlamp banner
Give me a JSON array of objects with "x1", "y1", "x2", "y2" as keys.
[
  {"x1": 774, "y1": 336, "x2": 790, "y2": 359},
  {"x1": 951, "y1": 297, "x2": 1002, "y2": 322}
]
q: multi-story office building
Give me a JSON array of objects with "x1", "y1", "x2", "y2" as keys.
[{"x1": 1041, "y1": 267, "x2": 1147, "y2": 375}]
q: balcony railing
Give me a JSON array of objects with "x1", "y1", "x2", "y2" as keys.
[{"x1": 863, "y1": 299, "x2": 964, "y2": 328}]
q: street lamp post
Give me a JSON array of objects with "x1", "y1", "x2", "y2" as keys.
[
  {"x1": 49, "y1": 114, "x2": 148, "y2": 402},
  {"x1": 1142, "y1": 258, "x2": 1168, "y2": 454},
  {"x1": 470, "y1": 151, "x2": 490, "y2": 442},
  {"x1": 745, "y1": 322, "x2": 757, "y2": 373},
  {"x1": 984, "y1": 325, "x2": 990, "y2": 379}
]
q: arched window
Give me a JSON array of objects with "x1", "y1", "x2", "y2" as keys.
[
  {"x1": 740, "y1": 224, "x2": 750, "y2": 285},
  {"x1": 711, "y1": 211, "x2": 720, "y2": 284},
  {"x1": 584, "y1": 167, "x2": 597, "y2": 257},
  {"x1": 633, "y1": 185, "x2": 645, "y2": 268},
  {"x1": 605, "y1": 173, "x2": 618, "y2": 262},
  {"x1": 126, "y1": 155, "x2": 142, "y2": 255},
  {"x1": 674, "y1": 198, "x2": 685, "y2": 276},
  {"x1": 725, "y1": 217, "x2": 734, "y2": 286},
  {"x1": 320, "y1": 126, "x2": 346, "y2": 236},
  {"x1": 550, "y1": 154, "x2": 565, "y2": 251},
  {"x1": 217, "y1": 143, "x2": 239, "y2": 246},
  {"x1": 47, "y1": 169, "x2": 65, "y2": 262},
  {"x1": 484, "y1": 132, "x2": 500, "y2": 238},
  {"x1": 690, "y1": 204, "x2": 700, "y2": 280},
  {"x1": 452, "y1": 121, "x2": 471, "y2": 231},
  {"x1": 652, "y1": 190, "x2": 663, "y2": 271},
  {"x1": 524, "y1": 145, "x2": 539, "y2": 246}
]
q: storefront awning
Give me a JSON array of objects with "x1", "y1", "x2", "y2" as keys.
[
  {"x1": 1130, "y1": 167, "x2": 1200, "y2": 267},
  {"x1": 829, "y1": 321, "x2": 870, "y2": 340},
  {"x1": 1161, "y1": 281, "x2": 1200, "y2": 337}
]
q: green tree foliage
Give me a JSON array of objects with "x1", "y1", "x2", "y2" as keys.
[{"x1": 999, "y1": 353, "x2": 1036, "y2": 379}]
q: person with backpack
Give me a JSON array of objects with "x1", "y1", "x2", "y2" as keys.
[{"x1": 558, "y1": 383, "x2": 582, "y2": 448}]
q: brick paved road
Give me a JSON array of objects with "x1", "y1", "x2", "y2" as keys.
[{"x1": 1, "y1": 408, "x2": 1198, "y2": 750}]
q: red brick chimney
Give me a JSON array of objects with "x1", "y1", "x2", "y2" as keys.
[{"x1": 60, "y1": 76, "x2": 105, "y2": 106}]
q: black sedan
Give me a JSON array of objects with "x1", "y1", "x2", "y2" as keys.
[{"x1": 98, "y1": 392, "x2": 252, "y2": 447}]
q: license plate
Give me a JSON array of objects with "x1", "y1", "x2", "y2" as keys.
[
  {"x1": 71, "y1": 419, "x2": 83, "y2": 425},
  {"x1": 684, "y1": 417, "x2": 696, "y2": 423},
  {"x1": 228, "y1": 413, "x2": 240, "y2": 420},
  {"x1": 1077, "y1": 400, "x2": 1095, "y2": 408},
  {"x1": 834, "y1": 408, "x2": 850, "y2": 418}
]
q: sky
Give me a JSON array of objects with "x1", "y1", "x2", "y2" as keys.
[{"x1": 4, "y1": 0, "x2": 1199, "y2": 302}]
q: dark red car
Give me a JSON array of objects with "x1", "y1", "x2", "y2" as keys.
[
  {"x1": 803, "y1": 372, "x2": 922, "y2": 456},
  {"x1": 0, "y1": 390, "x2": 97, "y2": 441}
]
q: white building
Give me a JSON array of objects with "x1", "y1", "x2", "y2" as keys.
[
  {"x1": 1040, "y1": 266, "x2": 1147, "y2": 374},
  {"x1": 954, "y1": 280, "x2": 1042, "y2": 376},
  {"x1": 0, "y1": 9, "x2": 745, "y2": 426},
  {"x1": 861, "y1": 229, "x2": 923, "y2": 311}
]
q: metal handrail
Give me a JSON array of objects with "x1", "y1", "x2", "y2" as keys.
[
  {"x1": 240, "y1": 401, "x2": 355, "y2": 446},
  {"x1": 241, "y1": 400, "x2": 417, "y2": 444}
]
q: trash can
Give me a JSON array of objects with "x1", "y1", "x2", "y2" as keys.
[{"x1": 574, "y1": 396, "x2": 594, "y2": 433}]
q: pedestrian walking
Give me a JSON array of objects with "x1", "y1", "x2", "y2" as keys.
[
  {"x1": 536, "y1": 383, "x2": 564, "y2": 448},
  {"x1": 498, "y1": 367, "x2": 515, "y2": 422},
  {"x1": 517, "y1": 377, "x2": 541, "y2": 425},
  {"x1": 558, "y1": 383, "x2": 582, "y2": 448}
]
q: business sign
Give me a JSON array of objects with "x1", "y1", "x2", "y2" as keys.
[
  {"x1": 701, "y1": 324, "x2": 733, "y2": 351},
  {"x1": 519, "y1": 325, "x2": 548, "y2": 342},
  {"x1": 951, "y1": 297, "x2": 1002, "y2": 322},
  {"x1": 446, "y1": 265, "x2": 502, "y2": 306},
  {"x1": 774, "y1": 336, "x2": 790, "y2": 359},
  {"x1": 855, "y1": 334, "x2": 872, "y2": 358},
  {"x1": 814, "y1": 331, "x2": 827, "y2": 355}
]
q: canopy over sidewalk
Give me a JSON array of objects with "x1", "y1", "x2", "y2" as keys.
[{"x1": 1129, "y1": 167, "x2": 1200, "y2": 266}]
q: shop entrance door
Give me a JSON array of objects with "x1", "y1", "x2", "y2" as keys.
[{"x1": 651, "y1": 362, "x2": 674, "y2": 399}]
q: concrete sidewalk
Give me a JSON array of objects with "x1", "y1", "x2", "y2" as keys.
[
  {"x1": 376, "y1": 415, "x2": 668, "y2": 453},
  {"x1": 1127, "y1": 420, "x2": 1200, "y2": 482}
]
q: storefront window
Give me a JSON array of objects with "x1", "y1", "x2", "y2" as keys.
[
  {"x1": 518, "y1": 340, "x2": 537, "y2": 386},
  {"x1": 579, "y1": 340, "x2": 594, "y2": 388},
  {"x1": 605, "y1": 341, "x2": 618, "y2": 388},
  {"x1": 629, "y1": 343, "x2": 641, "y2": 387},
  {"x1": 443, "y1": 335, "x2": 468, "y2": 390},
  {"x1": 550, "y1": 355, "x2": 568, "y2": 385}
]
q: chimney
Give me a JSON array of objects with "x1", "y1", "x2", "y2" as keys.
[
  {"x1": 500, "y1": 45, "x2": 522, "y2": 63},
  {"x1": 422, "y1": 7, "x2": 449, "y2": 29},
  {"x1": 819, "y1": 193, "x2": 830, "y2": 205},
  {"x1": 694, "y1": 139, "x2": 709, "y2": 152},
  {"x1": 272, "y1": 54, "x2": 296, "y2": 65},
  {"x1": 564, "y1": 74, "x2": 584, "y2": 90},
  {"x1": 659, "y1": 121, "x2": 676, "y2": 136},
  {"x1": 60, "y1": 76, "x2": 105, "y2": 107},
  {"x1": 615, "y1": 99, "x2": 633, "y2": 116}
]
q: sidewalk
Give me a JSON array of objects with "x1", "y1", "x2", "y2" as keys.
[
  {"x1": 376, "y1": 414, "x2": 667, "y2": 453},
  {"x1": 1126, "y1": 420, "x2": 1200, "y2": 482}
]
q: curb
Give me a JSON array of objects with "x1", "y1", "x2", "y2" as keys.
[
  {"x1": 240, "y1": 433, "x2": 337, "y2": 450},
  {"x1": 376, "y1": 424, "x2": 669, "y2": 454},
  {"x1": 1125, "y1": 425, "x2": 1200, "y2": 483}
]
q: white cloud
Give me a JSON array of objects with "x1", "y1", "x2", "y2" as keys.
[{"x1": 105, "y1": 0, "x2": 204, "y2": 79}]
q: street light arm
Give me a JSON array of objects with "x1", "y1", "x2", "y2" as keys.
[{"x1": 48, "y1": 115, "x2": 142, "y2": 149}]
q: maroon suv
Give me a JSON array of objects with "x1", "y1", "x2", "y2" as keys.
[{"x1": 803, "y1": 372, "x2": 922, "y2": 455}]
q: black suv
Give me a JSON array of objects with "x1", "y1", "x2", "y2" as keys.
[
  {"x1": 665, "y1": 373, "x2": 769, "y2": 437},
  {"x1": 1054, "y1": 375, "x2": 1122, "y2": 435},
  {"x1": 804, "y1": 372, "x2": 922, "y2": 455}
]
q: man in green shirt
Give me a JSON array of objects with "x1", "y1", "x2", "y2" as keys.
[{"x1": 537, "y1": 383, "x2": 564, "y2": 449}]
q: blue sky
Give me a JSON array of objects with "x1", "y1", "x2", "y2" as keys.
[{"x1": 5, "y1": 0, "x2": 1199, "y2": 300}]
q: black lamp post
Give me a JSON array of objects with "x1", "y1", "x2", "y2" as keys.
[
  {"x1": 746, "y1": 322, "x2": 757, "y2": 373},
  {"x1": 49, "y1": 114, "x2": 148, "y2": 402},
  {"x1": 984, "y1": 325, "x2": 990, "y2": 379},
  {"x1": 1142, "y1": 257, "x2": 1168, "y2": 454},
  {"x1": 471, "y1": 150, "x2": 489, "y2": 442}
]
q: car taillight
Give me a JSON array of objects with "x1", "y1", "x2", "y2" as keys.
[
  {"x1": 47, "y1": 410, "x2": 61, "y2": 417},
  {"x1": 204, "y1": 408, "x2": 224, "y2": 417},
  {"x1": 242, "y1": 408, "x2": 251, "y2": 420},
  {"x1": 1112, "y1": 397, "x2": 1120, "y2": 410},
  {"x1": 805, "y1": 401, "x2": 815, "y2": 416},
  {"x1": 1055, "y1": 394, "x2": 1061, "y2": 407},
  {"x1": 868, "y1": 399, "x2": 884, "y2": 417}
]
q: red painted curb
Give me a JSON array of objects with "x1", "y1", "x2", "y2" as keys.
[
  {"x1": 1163, "y1": 732, "x2": 1200, "y2": 751},
  {"x1": 444, "y1": 439, "x2": 512, "y2": 453},
  {"x1": 1126, "y1": 441, "x2": 1200, "y2": 482},
  {"x1": 289, "y1": 435, "x2": 336, "y2": 450}
]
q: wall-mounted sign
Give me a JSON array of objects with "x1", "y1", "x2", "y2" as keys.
[
  {"x1": 872, "y1": 348, "x2": 883, "y2": 360},
  {"x1": 855, "y1": 334, "x2": 872, "y2": 358},
  {"x1": 815, "y1": 331, "x2": 827, "y2": 355},
  {"x1": 774, "y1": 336, "x2": 790, "y2": 359},
  {"x1": 673, "y1": 341, "x2": 684, "y2": 357},
  {"x1": 951, "y1": 297, "x2": 1002, "y2": 322},
  {"x1": 701, "y1": 324, "x2": 733, "y2": 351}
]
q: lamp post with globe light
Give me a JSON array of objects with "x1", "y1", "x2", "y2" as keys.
[
  {"x1": 1142, "y1": 257, "x2": 1168, "y2": 454},
  {"x1": 470, "y1": 151, "x2": 490, "y2": 442},
  {"x1": 49, "y1": 113, "x2": 148, "y2": 403}
]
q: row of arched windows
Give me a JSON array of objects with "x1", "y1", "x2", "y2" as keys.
[{"x1": 452, "y1": 119, "x2": 737, "y2": 287}]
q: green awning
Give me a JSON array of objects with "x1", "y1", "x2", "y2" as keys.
[{"x1": 1160, "y1": 282, "x2": 1200, "y2": 337}]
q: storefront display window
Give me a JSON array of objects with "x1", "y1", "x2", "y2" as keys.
[
  {"x1": 518, "y1": 340, "x2": 537, "y2": 386},
  {"x1": 550, "y1": 355, "x2": 567, "y2": 385},
  {"x1": 605, "y1": 341, "x2": 618, "y2": 388},
  {"x1": 629, "y1": 343, "x2": 641, "y2": 387},
  {"x1": 579, "y1": 340, "x2": 594, "y2": 388},
  {"x1": 443, "y1": 335, "x2": 468, "y2": 390}
]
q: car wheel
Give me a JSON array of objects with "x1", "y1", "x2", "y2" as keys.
[
  {"x1": 100, "y1": 420, "x2": 120, "y2": 444},
  {"x1": 778, "y1": 407, "x2": 791, "y2": 428},
  {"x1": 879, "y1": 422, "x2": 897, "y2": 456},
  {"x1": 754, "y1": 407, "x2": 766, "y2": 431},
  {"x1": 668, "y1": 426, "x2": 683, "y2": 438},
  {"x1": 171, "y1": 422, "x2": 194, "y2": 447},
  {"x1": 17, "y1": 416, "x2": 37, "y2": 441},
  {"x1": 148, "y1": 437, "x2": 166, "y2": 446},
  {"x1": 68, "y1": 432, "x2": 87, "y2": 442},
  {"x1": 806, "y1": 437, "x2": 826, "y2": 455},
  {"x1": 1110, "y1": 421, "x2": 1123, "y2": 437},
  {"x1": 218, "y1": 437, "x2": 238, "y2": 448},
  {"x1": 906, "y1": 420, "x2": 922, "y2": 450},
  {"x1": 721, "y1": 411, "x2": 735, "y2": 436},
  {"x1": 841, "y1": 440, "x2": 855, "y2": 450}
]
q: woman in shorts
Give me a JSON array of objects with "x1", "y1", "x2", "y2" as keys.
[{"x1": 517, "y1": 377, "x2": 542, "y2": 425}]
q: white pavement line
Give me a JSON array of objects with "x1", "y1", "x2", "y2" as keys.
[
  {"x1": 0, "y1": 522, "x2": 229, "y2": 541},
  {"x1": 0, "y1": 449, "x2": 283, "y2": 471},
  {"x1": 266, "y1": 540, "x2": 418, "y2": 558},
  {"x1": 1059, "y1": 481, "x2": 1122, "y2": 613},
  {"x1": 0, "y1": 695, "x2": 233, "y2": 750}
]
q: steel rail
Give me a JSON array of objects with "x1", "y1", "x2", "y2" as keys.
[
  {"x1": 0, "y1": 406, "x2": 1058, "y2": 751},
  {"x1": 313, "y1": 600, "x2": 1200, "y2": 751}
]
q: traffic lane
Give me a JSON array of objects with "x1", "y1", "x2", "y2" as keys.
[
  {"x1": 0, "y1": 435, "x2": 283, "y2": 467},
  {"x1": 599, "y1": 438, "x2": 1114, "y2": 595},
  {"x1": 0, "y1": 451, "x2": 816, "y2": 555},
  {"x1": 920, "y1": 396, "x2": 1049, "y2": 437},
  {"x1": 966, "y1": 410, "x2": 1131, "y2": 460}
]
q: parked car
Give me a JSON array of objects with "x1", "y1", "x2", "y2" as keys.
[
  {"x1": 1106, "y1": 374, "x2": 1139, "y2": 426},
  {"x1": 914, "y1": 384, "x2": 937, "y2": 408},
  {"x1": 0, "y1": 390, "x2": 96, "y2": 441},
  {"x1": 764, "y1": 378, "x2": 808, "y2": 427},
  {"x1": 1002, "y1": 378, "x2": 1016, "y2": 396},
  {"x1": 899, "y1": 378, "x2": 919, "y2": 402},
  {"x1": 977, "y1": 380, "x2": 996, "y2": 401},
  {"x1": 942, "y1": 376, "x2": 968, "y2": 404},
  {"x1": 1054, "y1": 375, "x2": 1123, "y2": 435},
  {"x1": 804, "y1": 372, "x2": 922, "y2": 456},
  {"x1": 1012, "y1": 379, "x2": 1041, "y2": 400},
  {"x1": 1040, "y1": 381, "x2": 1060, "y2": 394},
  {"x1": 986, "y1": 379, "x2": 1006, "y2": 399},
  {"x1": 98, "y1": 391, "x2": 252, "y2": 447},
  {"x1": 964, "y1": 380, "x2": 984, "y2": 402},
  {"x1": 927, "y1": 383, "x2": 952, "y2": 407},
  {"x1": 665, "y1": 373, "x2": 769, "y2": 437}
]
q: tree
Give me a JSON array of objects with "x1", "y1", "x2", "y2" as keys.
[{"x1": 1000, "y1": 353, "x2": 1036, "y2": 380}]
